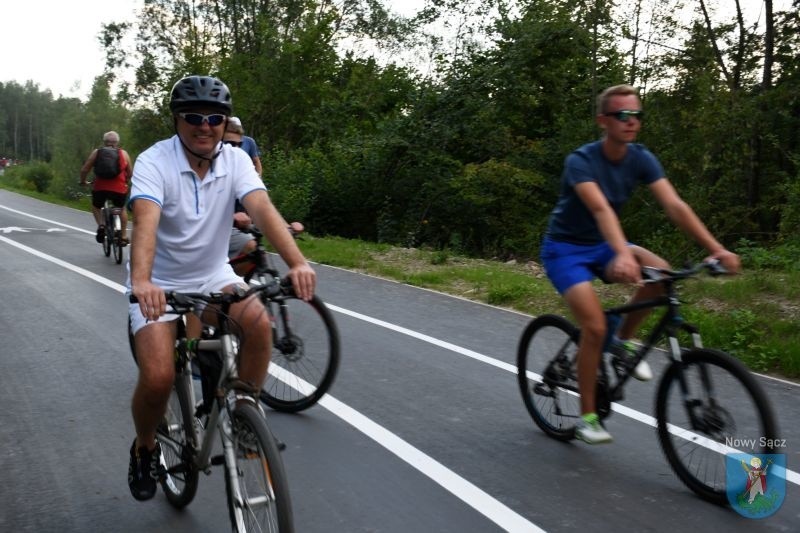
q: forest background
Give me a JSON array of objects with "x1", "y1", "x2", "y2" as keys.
[{"x1": 1, "y1": 0, "x2": 799, "y2": 372}]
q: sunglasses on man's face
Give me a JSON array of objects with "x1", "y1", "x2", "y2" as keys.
[
  {"x1": 223, "y1": 139, "x2": 243, "y2": 147},
  {"x1": 604, "y1": 110, "x2": 644, "y2": 122},
  {"x1": 179, "y1": 112, "x2": 227, "y2": 127}
]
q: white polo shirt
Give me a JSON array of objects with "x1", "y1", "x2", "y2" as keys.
[{"x1": 128, "y1": 135, "x2": 267, "y2": 288}]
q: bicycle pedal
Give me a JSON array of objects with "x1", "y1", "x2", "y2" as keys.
[
  {"x1": 210, "y1": 454, "x2": 225, "y2": 466},
  {"x1": 533, "y1": 383, "x2": 554, "y2": 397}
]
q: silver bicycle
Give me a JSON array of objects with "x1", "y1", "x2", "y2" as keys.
[{"x1": 131, "y1": 284, "x2": 295, "y2": 532}]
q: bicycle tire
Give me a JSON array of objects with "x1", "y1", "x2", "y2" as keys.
[
  {"x1": 102, "y1": 212, "x2": 112, "y2": 257},
  {"x1": 259, "y1": 294, "x2": 340, "y2": 413},
  {"x1": 157, "y1": 373, "x2": 200, "y2": 508},
  {"x1": 112, "y1": 224, "x2": 123, "y2": 264},
  {"x1": 517, "y1": 314, "x2": 582, "y2": 441},
  {"x1": 226, "y1": 403, "x2": 294, "y2": 532},
  {"x1": 655, "y1": 348, "x2": 779, "y2": 505}
]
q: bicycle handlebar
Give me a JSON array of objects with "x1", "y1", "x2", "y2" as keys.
[
  {"x1": 239, "y1": 223, "x2": 300, "y2": 239},
  {"x1": 642, "y1": 260, "x2": 728, "y2": 284},
  {"x1": 128, "y1": 277, "x2": 294, "y2": 311}
]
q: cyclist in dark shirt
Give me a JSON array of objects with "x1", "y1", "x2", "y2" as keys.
[{"x1": 540, "y1": 84, "x2": 740, "y2": 444}]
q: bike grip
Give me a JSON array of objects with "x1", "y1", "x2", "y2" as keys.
[
  {"x1": 279, "y1": 276, "x2": 297, "y2": 297},
  {"x1": 706, "y1": 259, "x2": 728, "y2": 276},
  {"x1": 129, "y1": 294, "x2": 139, "y2": 303}
]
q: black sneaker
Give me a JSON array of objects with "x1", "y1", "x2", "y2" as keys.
[
  {"x1": 95, "y1": 226, "x2": 105, "y2": 243},
  {"x1": 128, "y1": 439, "x2": 164, "y2": 501}
]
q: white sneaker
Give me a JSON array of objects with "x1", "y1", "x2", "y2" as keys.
[
  {"x1": 632, "y1": 360, "x2": 653, "y2": 381},
  {"x1": 575, "y1": 414, "x2": 613, "y2": 444},
  {"x1": 610, "y1": 340, "x2": 653, "y2": 381}
]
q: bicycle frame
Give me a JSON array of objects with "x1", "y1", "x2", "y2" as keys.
[
  {"x1": 595, "y1": 272, "x2": 707, "y2": 416},
  {"x1": 168, "y1": 299, "x2": 264, "y2": 491}
]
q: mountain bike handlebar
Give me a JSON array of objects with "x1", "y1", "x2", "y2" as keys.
[
  {"x1": 128, "y1": 278, "x2": 294, "y2": 312},
  {"x1": 642, "y1": 260, "x2": 728, "y2": 284}
]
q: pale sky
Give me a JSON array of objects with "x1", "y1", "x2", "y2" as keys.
[
  {"x1": 2, "y1": 0, "x2": 424, "y2": 101},
  {"x1": 1, "y1": 0, "x2": 788, "y2": 101},
  {"x1": 3, "y1": 0, "x2": 143, "y2": 99}
]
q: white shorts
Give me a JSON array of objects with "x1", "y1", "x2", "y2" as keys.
[{"x1": 127, "y1": 265, "x2": 245, "y2": 336}]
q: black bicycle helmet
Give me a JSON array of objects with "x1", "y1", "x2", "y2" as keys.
[{"x1": 169, "y1": 75, "x2": 232, "y2": 114}]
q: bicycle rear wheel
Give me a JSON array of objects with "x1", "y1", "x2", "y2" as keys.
[
  {"x1": 157, "y1": 373, "x2": 200, "y2": 508},
  {"x1": 517, "y1": 314, "x2": 582, "y2": 441},
  {"x1": 260, "y1": 294, "x2": 340, "y2": 413},
  {"x1": 226, "y1": 403, "x2": 294, "y2": 532},
  {"x1": 655, "y1": 348, "x2": 779, "y2": 505}
]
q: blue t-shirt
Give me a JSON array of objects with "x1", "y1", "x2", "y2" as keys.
[
  {"x1": 241, "y1": 136, "x2": 260, "y2": 159},
  {"x1": 545, "y1": 141, "x2": 664, "y2": 244}
]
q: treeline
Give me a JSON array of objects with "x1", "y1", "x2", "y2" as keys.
[{"x1": 2, "y1": 0, "x2": 799, "y2": 264}]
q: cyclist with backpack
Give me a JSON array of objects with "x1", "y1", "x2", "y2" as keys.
[{"x1": 80, "y1": 131, "x2": 133, "y2": 245}]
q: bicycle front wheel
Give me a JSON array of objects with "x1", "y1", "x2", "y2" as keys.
[
  {"x1": 260, "y1": 294, "x2": 340, "y2": 412},
  {"x1": 517, "y1": 314, "x2": 582, "y2": 441},
  {"x1": 226, "y1": 403, "x2": 294, "y2": 533},
  {"x1": 102, "y1": 219, "x2": 112, "y2": 257},
  {"x1": 112, "y1": 230, "x2": 123, "y2": 264},
  {"x1": 656, "y1": 348, "x2": 779, "y2": 505},
  {"x1": 157, "y1": 373, "x2": 199, "y2": 508}
]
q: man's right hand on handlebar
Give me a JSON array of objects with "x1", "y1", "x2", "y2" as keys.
[{"x1": 132, "y1": 281, "x2": 168, "y2": 321}]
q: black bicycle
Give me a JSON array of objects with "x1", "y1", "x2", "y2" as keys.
[
  {"x1": 516, "y1": 262, "x2": 779, "y2": 505},
  {"x1": 230, "y1": 226, "x2": 340, "y2": 413},
  {"x1": 101, "y1": 198, "x2": 124, "y2": 264},
  {"x1": 131, "y1": 285, "x2": 295, "y2": 532}
]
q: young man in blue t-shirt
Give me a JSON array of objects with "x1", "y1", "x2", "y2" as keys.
[{"x1": 541, "y1": 84, "x2": 740, "y2": 444}]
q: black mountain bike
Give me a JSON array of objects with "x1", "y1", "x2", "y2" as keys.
[
  {"x1": 131, "y1": 285, "x2": 295, "y2": 532},
  {"x1": 516, "y1": 262, "x2": 779, "y2": 505},
  {"x1": 230, "y1": 226, "x2": 340, "y2": 412}
]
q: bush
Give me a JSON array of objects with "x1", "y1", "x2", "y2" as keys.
[
  {"x1": 3, "y1": 162, "x2": 55, "y2": 192},
  {"x1": 736, "y1": 238, "x2": 800, "y2": 271}
]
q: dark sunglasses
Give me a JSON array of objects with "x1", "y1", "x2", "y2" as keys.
[
  {"x1": 604, "y1": 110, "x2": 644, "y2": 122},
  {"x1": 223, "y1": 140, "x2": 242, "y2": 147},
  {"x1": 178, "y1": 112, "x2": 227, "y2": 126}
]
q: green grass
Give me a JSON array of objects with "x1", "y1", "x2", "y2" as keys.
[
  {"x1": 296, "y1": 234, "x2": 800, "y2": 379},
  {"x1": 4, "y1": 183, "x2": 799, "y2": 378}
]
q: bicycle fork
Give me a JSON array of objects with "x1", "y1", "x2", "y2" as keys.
[{"x1": 665, "y1": 322, "x2": 714, "y2": 433}]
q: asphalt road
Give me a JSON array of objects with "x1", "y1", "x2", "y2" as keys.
[{"x1": 0, "y1": 189, "x2": 798, "y2": 532}]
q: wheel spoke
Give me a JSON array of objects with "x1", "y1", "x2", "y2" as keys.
[
  {"x1": 656, "y1": 349, "x2": 777, "y2": 504},
  {"x1": 517, "y1": 315, "x2": 582, "y2": 441}
]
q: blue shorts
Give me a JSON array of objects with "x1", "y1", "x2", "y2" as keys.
[{"x1": 540, "y1": 237, "x2": 617, "y2": 295}]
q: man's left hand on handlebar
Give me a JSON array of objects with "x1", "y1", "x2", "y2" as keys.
[
  {"x1": 706, "y1": 249, "x2": 741, "y2": 275},
  {"x1": 233, "y1": 211, "x2": 252, "y2": 230}
]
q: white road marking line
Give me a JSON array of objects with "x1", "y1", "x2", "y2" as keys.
[
  {"x1": 0, "y1": 236, "x2": 125, "y2": 291},
  {"x1": 0, "y1": 204, "x2": 95, "y2": 234},
  {"x1": 270, "y1": 366, "x2": 543, "y2": 533}
]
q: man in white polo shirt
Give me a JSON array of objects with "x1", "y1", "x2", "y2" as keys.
[{"x1": 125, "y1": 75, "x2": 316, "y2": 501}]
